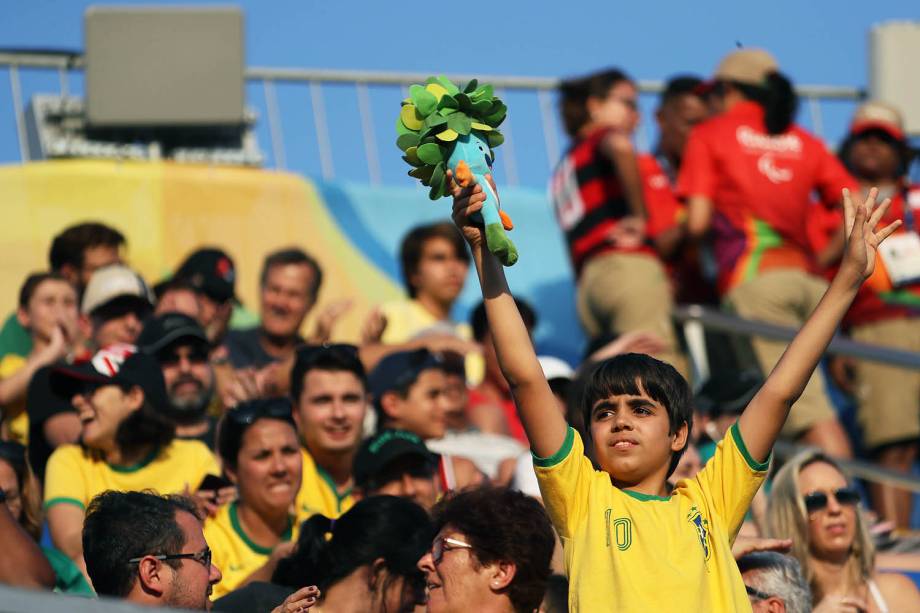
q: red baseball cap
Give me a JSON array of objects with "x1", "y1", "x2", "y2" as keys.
[{"x1": 849, "y1": 101, "x2": 905, "y2": 142}]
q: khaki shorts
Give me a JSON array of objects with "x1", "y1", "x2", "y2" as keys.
[
  {"x1": 725, "y1": 269, "x2": 836, "y2": 437},
  {"x1": 576, "y1": 252, "x2": 685, "y2": 373},
  {"x1": 851, "y1": 317, "x2": 920, "y2": 449}
]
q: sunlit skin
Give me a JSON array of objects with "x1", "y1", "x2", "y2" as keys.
[
  {"x1": 586, "y1": 81, "x2": 640, "y2": 134},
  {"x1": 411, "y1": 237, "x2": 469, "y2": 317},
  {"x1": 417, "y1": 527, "x2": 514, "y2": 613},
  {"x1": 369, "y1": 455, "x2": 439, "y2": 511},
  {"x1": 155, "y1": 288, "x2": 201, "y2": 321},
  {"x1": 91, "y1": 305, "x2": 147, "y2": 348},
  {"x1": 656, "y1": 93, "x2": 708, "y2": 167},
  {"x1": 295, "y1": 370, "x2": 367, "y2": 455},
  {"x1": 847, "y1": 133, "x2": 901, "y2": 184},
  {"x1": 798, "y1": 461, "x2": 857, "y2": 563},
  {"x1": 383, "y1": 369, "x2": 450, "y2": 440},
  {"x1": 17, "y1": 279, "x2": 79, "y2": 344},
  {"x1": 73, "y1": 384, "x2": 144, "y2": 456},
  {"x1": 227, "y1": 419, "x2": 303, "y2": 519},
  {"x1": 0, "y1": 459, "x2": 22, "y2": 521},
  {"x1": 589, "y1": 381, "x2": 688, "y2": 496},
  {"x1": 76, "y1": 245, "x2": 122, "y2": 289},
  {"x1": 260, "y1": 263, "x2": 316, "y2": 340},
  {"x1": 163, "y1": 510, "x2": 222, "y2": 610},
  {"x1": 160, "y1": 342, "x2": 214, "y2": 413}
]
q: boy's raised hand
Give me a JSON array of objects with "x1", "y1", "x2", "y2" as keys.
[
  {"x1": 839, "y1": 187, "x2": 901, "y2": 286},
  {"x1": 447, "y1": 169, "x2": 496, "y2": 251}
]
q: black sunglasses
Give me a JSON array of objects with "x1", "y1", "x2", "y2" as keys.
[
  {"x1": 226, "y1": 397, "x2": 294, "y2": 425},
  {"x1": 158, "y1": 346, "x2": 210, "y2": 367},
  {"x1": 803, "y1": 486, "x2": 861, "y2": 514},
  {"x1": 745, "y1": 584, "x2": 773, "y2": 601},
  {"x1": 128, "y1": 547, "x2": 212, "y2": 569}
]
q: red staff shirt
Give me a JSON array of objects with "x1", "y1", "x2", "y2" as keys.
[
  {"x1": 677, "y1": 101, "x2": 857, "y2": 294},
  {"x1": 808, "y1": 185, "x2": 920, "y2": 326}
]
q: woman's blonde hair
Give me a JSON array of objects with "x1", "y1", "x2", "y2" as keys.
[{"x1": 766, "y1": 449, "x2": 874, "y2": 599}]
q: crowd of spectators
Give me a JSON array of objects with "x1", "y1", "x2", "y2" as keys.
[{"x1": 0, "y1": 46, "x2": 919, "y2": 612}]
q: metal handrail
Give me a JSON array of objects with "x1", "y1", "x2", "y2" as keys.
[
  {"x1": 774, "y1": 440, "x2": 920, "y2": 493},
  {"x1": 0, "y1": 50, "x2": 867, "y2": 99},
  {"x1": 674, "y1": 304, "x2": 920, "y2": 369}
]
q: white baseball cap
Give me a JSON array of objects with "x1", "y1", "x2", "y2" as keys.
[
  {"x1": 538, "y1": 355, "x2": 575, "y2": 381},
  {"x1": 81, "y1": 265, "x2": 154, "y2": 314}
]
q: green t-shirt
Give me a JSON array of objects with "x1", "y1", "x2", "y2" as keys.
[
  {"x1": 42, "y1": 546, "x2": 94, "y2": 595},
  {"x1": 0, "y1": 312, "x2": 31, "y2": 359}
]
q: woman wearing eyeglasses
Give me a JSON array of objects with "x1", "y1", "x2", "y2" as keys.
[
  {"x1": 767, "y1": 450, "x2": 920, "y2": 612},
  {"x1": 205, "y1": 397, "x2": 304, "y2": 599},
  {"x1": 214, "y1": 495, "x2": 432, "y2": 613}
]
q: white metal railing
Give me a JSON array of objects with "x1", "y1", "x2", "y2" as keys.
[{"x1": 0, "y1": 50, "x2": 865, "y2": 186}]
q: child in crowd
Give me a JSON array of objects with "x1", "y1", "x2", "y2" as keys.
[{"x1": 451, "y1": 169, "x2": 898, "y2": 611}]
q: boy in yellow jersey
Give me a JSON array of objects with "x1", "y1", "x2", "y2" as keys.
[
  {"x1": 451, "y1": 173, "x2": 897, "y2": 612},
  {"x1": 289, "y1": 344, "x2": 367, "y2": 521},
  {"x1": 0, "y1": 273, "x2": 80, "y2": 443}
]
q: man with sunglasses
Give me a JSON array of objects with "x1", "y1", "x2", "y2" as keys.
[
  {"x1": 139, "y1": 312, "x2": 218, "y2": 447},
  {"x1": 737, "y1": 552, "x2": 811, "y2": 613},
  {"x1": 82, "y1": 490, "x2": 222, "y2": 610}
]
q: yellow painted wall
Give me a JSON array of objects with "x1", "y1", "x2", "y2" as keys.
[{"x1": 0, "y1": 160, "x2": 403, "y2": 341}]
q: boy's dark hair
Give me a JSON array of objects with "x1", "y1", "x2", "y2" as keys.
[
  {"x1": 660, "y1": 75, "x2": 703, "y2": 107},
  {"x1": 431, "y1": 486, "x2": 554, "y2": 613},
  {"x1": 290, "y1": 344, "x2": 366, "y2": 403},
  {"x1": 399, "y1": 222, "x2": 470, "y2": 298},
  {"x1": 471, "y1": 297, "x2": 537, "y2": 342},
  {"x1": 559, "y1": 68, "x2": 633, "y2": 138},
  {"x1": 48, "y1": 222, "x2": 125, "y2": 272},
  {"x1": 274, "y1": 495, "x2": 432, "y2": 601},
  {"x1": 259, "y1": 247, "x2": 323, "y2": 301},
  {"x1": 18, "y1": 272, "x2": 72, "y2": 309},
  {"x1": 82, "y1": 490, "x2": 199, "y2": 598},
  {"x1": 581, "y1": 353, "x2": 693, "y2": 477}
]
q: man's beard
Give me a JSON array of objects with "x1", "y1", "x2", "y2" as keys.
[{"x1": 167, "y1": 375, "x2": 215, "y2": 425}]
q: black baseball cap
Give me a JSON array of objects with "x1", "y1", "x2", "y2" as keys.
[
  {"x1": 137, "y1": 312, "x2": 208, "y2": 355},
  {"x1": 174, "y1": 248, "x2": 237, "y2": 304},
  {"x1": 50, "y1": 344, "x2": 170, "y2": 410},
  {"x1": 367, "y1": 348, "x2": 444, "y2": 400},
  {"x1": 353, "y1": 429, "x2": 438, "y2": 488}
]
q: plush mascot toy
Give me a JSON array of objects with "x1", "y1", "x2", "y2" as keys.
[{"x1": 396, "y1": 76, "x2": 517, "y2": 266}]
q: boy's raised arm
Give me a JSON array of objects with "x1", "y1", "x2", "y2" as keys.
[
  {"x1": 450, "y1": 175, "x2": 568, "y2": 458},
  {"x1": 738, "y1": 188, "x2": 901, "y2": 463}
]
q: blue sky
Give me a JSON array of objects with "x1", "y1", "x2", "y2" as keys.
[{"x1": 1, "y1": 0, "x2": 918, "y2": 186}]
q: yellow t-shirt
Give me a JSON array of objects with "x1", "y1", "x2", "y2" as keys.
[
  {"x1": 204, "y1": 501, "x2": 298, "y2": 599},
  {"x1": 535, "y1": 423, "x2": 769, "y2": 613},
  {"x1": 0, "y1": 353, "x2": 28, "y2": 444},
  {"x1": 43, "y1": 439, "x2": 219, "y2": 511},
  {"x1": 293, "y1": 448, "x2": 354, "y2": 523},
  {"x1": 379, "y1": 299, "x2": 483, "y2": 384}
]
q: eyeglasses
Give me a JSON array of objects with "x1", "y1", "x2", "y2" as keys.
[
  {"x1": 128, "y1": 547, "x2": 212, "y2": 569},
  {"x1": 226, "y1": 397, "x2": 294, "y2": 425},
  {"x1": 745, "y1": 584, "x2": 773, "y2": 601},
  {"x1": 803, "y1": 486, "x2": 861, "y2": 514},
  {"x1": 159, "y1": 346, "x2": 210, "y2": 367},
  {"x1": 431, "y1": 536, "x2": 474, "y2": 565}
]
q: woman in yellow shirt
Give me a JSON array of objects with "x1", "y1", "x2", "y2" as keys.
[
  {"x1": 44, "y1": 345, "x2": 219, "y2": 573},
  {"x1": 205, "y1": 397, "x2": 303, "y2": 599}
]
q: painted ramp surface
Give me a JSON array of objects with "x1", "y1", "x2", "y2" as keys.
[{"x1": 0, "y1": 160, "x2": 583, "y2": 363}]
